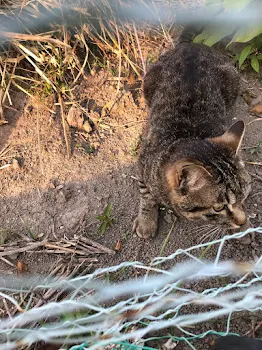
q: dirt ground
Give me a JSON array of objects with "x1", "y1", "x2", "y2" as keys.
[{"x1": 1, "y1": 56, "x2": 262, "y2": 348}]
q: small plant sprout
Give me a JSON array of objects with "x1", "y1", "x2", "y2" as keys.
[{"x1": 96, "y1": 203, "x2": 116, "y2": 236}]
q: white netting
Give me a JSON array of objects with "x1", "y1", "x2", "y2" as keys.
[{"x1": 0, "y1": 227, "x2": 262, "y2": 350}]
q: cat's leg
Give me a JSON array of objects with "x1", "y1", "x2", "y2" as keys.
[{"x1": 133, "y1": 180, "x2": 159, "y2": 239}]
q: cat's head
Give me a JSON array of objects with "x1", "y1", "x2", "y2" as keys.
[{"x1": 165, "y1": 121, "x2": 251, "y2": 229}]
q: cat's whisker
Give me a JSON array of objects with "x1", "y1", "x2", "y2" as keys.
[
  {"x1": 199, "y1": 231, "x2": 216, "y2": 244},
  {"x1": 215, "y1": 228, "x2": 224, "y2": 241},
  {"x1": 199, "y1": 226, "x2": 221, "y2": 243},
  {"x1": 192, "y1": 224, "x2": 213, "y2": 233},
  {"x1": 210, "y1": 227, "x2": 225, "y2": 243},
  {"x1": 208, "y1": 227, "x2": 225, "y2": 243},
  {"x1": 195, "y1": 224, "x2": 215, "y2": 237}
]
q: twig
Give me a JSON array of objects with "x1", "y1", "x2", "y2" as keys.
[
  {"x1": 49, "y1": 262, "x2": 93, "y2": 303},
  {"x1": 0, "y1": 31, "x2": 71, "y2": 48},
  {"x1": 3, "y1": 105, "x2": 18, "y2": 112},
  {"x1": 71, "y1": 31, "x2": 89, "y2": 86},
  {"x1": 247, "y1": 162, "x2": 262, "y2": 166},
  {"x1": 133, "y1": 23, "x2": 146, "y2": 75},
  {"x1": 2, "y1": 53, "x2": 19, "y2": 106},
  {"x1": 244, "y1": 320, "x2": 262, "y2": 336},
  {"x1": 0, "y1": 242, "x2": 44, "y2": 257},
  {"x1": 130, "y1": 175, "x2": 139, "y2": 181},
  {"x1": 66, "y1": 238, "x2": 103, "y2": 254},
  {"x1": 77, "y1": 257, "x2": 99, "y2": 263},
  {"x1": 0, "y1": 164, "x2": 11, "y2": 170},
  {"x1": 0, "y1": 61, "x2": 7, "y2": 124},
  {"x1": 250, "y1": 173, "x2": 262, "y2": 182},
  {"x1": 76, "y1": 241, "x2": 103, "y2": 254},
  {"x1": 37, "y1": 108, "x2": 44, "y2": 175},
  {"x1": 1, "y1": 55, "x2": 24, "y2": 64},
  {"x1": 3, "y1": 299, "x2": 12, "y2": 318},
  {"x1": 74, "y1": 235, "x2": 115, "y2": 255},
  {"x1": 12, "y1": 81, "x2": 55, "y2": 114},
  {"x1": 48, "y1": 258, "x2": 64, "y2": 277},
  {"x1": 57, "y1": 91, "x2": 70, "y2": 159},
  {"x1": 0, "y1": 144, "x2": 12, "y2": 158},
  {"x1": 43, "y1": 242, "x2": 87, "y2": 255},
  {"x1": 0, "y1": 257, "x2": 15, "y2": 267},
  {"x1": 115, "y1": 24, "x2": 122, "y2": 96},
  {"x1": 34, "y1": 266, "x2": 68, "y2": 307},
  {"x1": 14, "y1": 43, "x2": 56, "y2": 91},
  {"x1": 247, "y1": 118, "x2": 262, "y2": 126}
]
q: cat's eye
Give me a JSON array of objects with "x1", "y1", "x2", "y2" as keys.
[{"x1": 213, "y1": 204, "x2": 227, "y2": 212}]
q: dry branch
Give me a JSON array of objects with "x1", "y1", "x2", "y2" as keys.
[
  {"x1": 0, "y1": 31, "x2": 71, "y2": 47},
  {"x1": 75, "y1": 235, "x2": 116, "y2": 255},
  {"x1": 0, "y1": 241, "x2": 44, "y2": 257}
]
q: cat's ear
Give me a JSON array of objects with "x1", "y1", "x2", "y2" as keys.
[
  {"x1": 209, "y1": 120, "x2": 245, "y2": 154},
  {"x1": 166, "y1": 160, "x2": 212, "y2": 193}
]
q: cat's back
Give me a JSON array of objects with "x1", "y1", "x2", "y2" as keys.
[
  {"x1": 144, "y1": 41, "x2": 239, "y2": 141},
  {"x1": 159, "y1": 42, "x2": 228, "y2": 80}
]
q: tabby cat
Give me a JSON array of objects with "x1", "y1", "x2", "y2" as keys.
[{"x1": 133, "y1": 28, "x2": 251, "y2": 239}]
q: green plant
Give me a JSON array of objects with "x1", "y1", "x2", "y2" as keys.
[
  {"x1": 0, "y1": 228, "x2": 10, "y2": 245},
  {"x1": 194, "y1": 0, "x2": 262, "y2": 73},
  {"x1": 96, "y1": 203, "x2": 116, "y2": 236},
  {"x1": 249, "y1": 139, "x2": 262, "y2": 155},
  {"x1": 235, "y1": 36, "x2": 262, "y2": 72},
  {"x1": 129, "y1": 137, "x2": 140, "y2": 156}
]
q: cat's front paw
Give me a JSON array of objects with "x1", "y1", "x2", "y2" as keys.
[{"x1": 132, "y1": 215, "x2": 158, "y2": 239}]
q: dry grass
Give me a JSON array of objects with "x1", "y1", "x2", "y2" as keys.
[{"x1": 0, "y1": 0, "x2": 176, "y2": 153}]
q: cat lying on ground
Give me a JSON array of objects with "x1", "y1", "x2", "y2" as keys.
[{"x1": 133, "y1": 27, "x2": 251, "y2": 239}]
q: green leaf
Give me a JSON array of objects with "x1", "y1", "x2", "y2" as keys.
[
  {"x1": 193, "y1": 32, "x2": 208, "y2": 43},
  {"x1": 104, "y1": 203, "x2": 112, "y2": 216},
  {"x1": 251, "y1": 55, "x2": 260, "y2": 72},
  {"x1": 230, "y1": 24, "x2": 262, "y2": 44},
  {"x1": 99, "y1": 221, "x2": 107, "y2": 236},
  {"x1": 239, "y1": 44, "x2": 252, "y2": 68},
  {"x1": 223, "y1": 0, "x2": 252, "y2": 12},
  {"x1": 203, "y1": 25, "x2": 236, "y2": 46},
  {"x1": 253, "y1": 34, "x2": 262, "y2": 49}
]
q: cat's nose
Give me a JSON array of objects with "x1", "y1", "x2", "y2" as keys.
[{"x1": 232, "y1": 207, "x2": 247, "y2": 227}]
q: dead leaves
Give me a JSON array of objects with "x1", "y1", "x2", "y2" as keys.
[
  {"x1": 114, "y1": 239, "x2": 121, "y2": 251},
  {"x1": 250, "y1": 103, "x2": 262, "y2": 115},
  {"x1": 17, "y1": 259, "x2": 29, "y2": 276}
]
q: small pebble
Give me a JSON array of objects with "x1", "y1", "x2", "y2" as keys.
[
  {"x1": 12, "y1": 158, "x2": 21, "y2": 170},
  {"x1": 83, "y1": 120, "x2": 92, "y2": 133},
  {"x1": 163, "y1": 339, "x2": 177, "y2": 350}
]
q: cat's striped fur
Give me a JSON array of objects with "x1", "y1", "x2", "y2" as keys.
[{"x1": 133, "y1": 29, "x2": 251, "y2": 239}]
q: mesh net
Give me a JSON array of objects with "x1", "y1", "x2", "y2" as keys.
[{"x1": 0, "y1": 227, "x2": 262, "y2": 350}]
